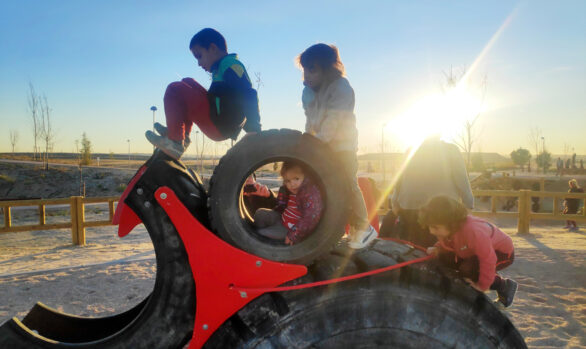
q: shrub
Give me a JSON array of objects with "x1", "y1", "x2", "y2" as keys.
[{"x1": 116, "y1": 184, "x2": 127, "y2": 193}]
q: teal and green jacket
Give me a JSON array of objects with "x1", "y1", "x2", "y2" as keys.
[{"x1": 208, "y1": 54, "x2": 261, "y2": 139}]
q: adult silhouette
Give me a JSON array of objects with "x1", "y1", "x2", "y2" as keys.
[{"x1": 390, "y1": 136, "x2": 474, "y2": 247}]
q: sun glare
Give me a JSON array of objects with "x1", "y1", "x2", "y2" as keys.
[{"x1": 387, "y1": 86, "x2": 485, "y2": 150}]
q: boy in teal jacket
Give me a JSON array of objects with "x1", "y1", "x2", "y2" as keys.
[{"x1": 146, "y1": 28, "x2": 261, "y2": 159}]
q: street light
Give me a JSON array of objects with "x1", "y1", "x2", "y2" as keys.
[
  {"x1": 381, "y1": 122, "x2": 387, "y2": 184},
  {"x1": 541, "y1": 136, "x2": 546, "y2": 174}
]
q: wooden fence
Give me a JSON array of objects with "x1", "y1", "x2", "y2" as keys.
[
  {"x1": 0, "y1": 196, "x2": 118, "y2": 245},
  {"x1": 1, "y1": 190, "x2": 585, "y2": 245},
  {"x1": 471, "y1": 189, "x2": 586, "y2": 233}
]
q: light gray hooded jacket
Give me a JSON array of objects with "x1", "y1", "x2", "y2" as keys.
[{"x1": 302, "y1": 77, "x2": 358, "y2": 153}]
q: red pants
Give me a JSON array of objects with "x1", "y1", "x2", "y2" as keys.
[{"x1": 163, "y1": 78, "x2": 225, "y2": 142}]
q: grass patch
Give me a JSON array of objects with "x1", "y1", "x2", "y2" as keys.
[
  {"x1": 116, "y1": 184, "x2": 127, "y2": 193},
  {"x1": 0, "y1": 174, "x2": 15, "y2": 183}
]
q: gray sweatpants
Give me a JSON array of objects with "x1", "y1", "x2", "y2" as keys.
[
  {"x1": 337, "y1": 151, "x2": 369, "y2": 232},
  {"x1": 253, "y1": 208, "x2": 288, "y2": 240}
]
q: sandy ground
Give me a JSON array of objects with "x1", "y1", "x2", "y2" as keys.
[{"x1": 0, "y1": 220, "x2": 584, "y2": 348}]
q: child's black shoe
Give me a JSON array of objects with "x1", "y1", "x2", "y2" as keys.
[
  {"x1": 497, "y1": 279, "x2": 518, "y2": 307},
  {"x1": 145, "y1": 131, "x2": 185, "y2": 160}
]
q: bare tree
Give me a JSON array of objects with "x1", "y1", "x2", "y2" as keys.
[
  {"x1": 254, "y1": 71, "x2": 263, "y2": 91},
  {"x1": 527, "y1": 126, "x2": 542, "y2": 160},
  {"x1": 27, "y1": 82, "x2": 41, "y2": 160},
  {"x1": 39, "y1": 95, "x2": 55, "y2": 170},
  {"x1": 9, "y1": 130, "x2": 19, "y2": 153},
  {"x1": 563, "y1": 143, "x2": 571, "y2": 160},
  {"x1": 444, "y1": 67, "x2": 487, "y2": 168}
]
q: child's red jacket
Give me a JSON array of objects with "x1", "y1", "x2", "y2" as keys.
[{"x1": 435, "y1": 216, "x2": 514, "y2": 290}]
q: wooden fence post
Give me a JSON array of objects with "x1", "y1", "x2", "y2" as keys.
[
  {"x1": 39, "y1": 204, "x2": 46, "y2": 225},
  {"x1": 70, "y1": 197, "x2": 79, "y2": 245},
  {"x1": 75, "y1": 196, "x2": 86, "y2": 246},
  {"x1": 3, "y1": 206, "x2": 11, "y2": 229},
  {"x1": 70, "y1": 196, "x2": 86, "y2": 245},
  {"x1": 517, "y1": 190, "x2": 530, "y2": 234}
]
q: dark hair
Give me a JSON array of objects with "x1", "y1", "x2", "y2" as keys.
[
  {"x1": 418, "y1": 196, "x2": 469, "y2": 234},
  {"x1": 280, "y1": 160, "x2": 304, "y2": 177},
  {"x1": 297, "y1": 43, "x2": 345, "y2": 77},
  {"x1": 189, "y1": 28, "x2": 227, "y2": 52}
]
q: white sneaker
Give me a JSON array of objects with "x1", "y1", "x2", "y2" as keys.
[{"x1": 348, "y1": 225, "x2": 378, "y2": 249}]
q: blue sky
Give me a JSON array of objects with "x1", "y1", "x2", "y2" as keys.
[{"x1": 1, "y1": 1, "x2": 584, "y2": 156}]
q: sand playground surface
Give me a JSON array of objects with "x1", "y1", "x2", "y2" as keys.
[{"x1": 0, "y1": 219, "x2": 584, "y2": 348}]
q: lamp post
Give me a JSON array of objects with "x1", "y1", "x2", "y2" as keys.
[
  {"x1": 541, "y1": 136, "x2": 545, "y2": 174},
  {"x1": 150, "y1": 106, "x2": 157, "y2": 150},
  {"x1": 381, "y1": 123, "x2": 387, "y2": 184},
  {"x1": 127, "y1": 139, "x2": 130, "y2": 168}
]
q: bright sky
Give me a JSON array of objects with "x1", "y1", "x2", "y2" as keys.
[{"x1": 1, "y1": 1, "x2": 584, "y2": 156}]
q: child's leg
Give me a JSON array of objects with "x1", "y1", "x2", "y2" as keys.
[
  {"x1": 253, "y1": 209, "x2": 281, "y2": 228},
  {"x1": 336, "y1": 151, "x2": 369, "y2": 232},
  {"x1": 489, "y1": 251, "x2": 515, "y2": 290},
  {"x1": 253, "y1": 209, "x2": 288, "y2": 240},
  {"x1": 257, "y1": 224, "x2": 288, "y2": 240},
  {"x1": 495, "y1": 250, "x2": 515, "y2": 271},
  {"x1": 163, "y1": 78, "x2": 225, "y2": 142}
]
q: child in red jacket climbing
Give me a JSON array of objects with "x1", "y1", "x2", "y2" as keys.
[{"x1": 419, "y1": 196, "x2": 518, "y2": 307}]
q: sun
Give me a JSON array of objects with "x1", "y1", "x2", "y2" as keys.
[{"x1": 386, "y1": 86, "x2": 485, "y2": 150}]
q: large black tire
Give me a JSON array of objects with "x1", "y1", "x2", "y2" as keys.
[
  {"x1": 205, "y1": 238, "x2": 527, "y2": 348},
  {"x1": 0, "y1": 152, "x2": 198, "y2": 348},
  {"x1": 208, "y1": 129, "x2": 351, "y2": 265}
]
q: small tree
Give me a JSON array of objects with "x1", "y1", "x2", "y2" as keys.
[
  {"x1": 9, "y1": 130, "x2": 19, "y2": 153},
  {"x1": 27, "y1": 82, "x2": 41, "y2": 160},
  {"x1": 80, "y1": 132, "x2": 92, "y2": 165},
  {"x1": 510, "y1": 148, "x2": 531, "y2": 171},
  {"x1": 527, "y1": 126, "x2": 542, "y2": 171},
  {"x1": 39, "y1": 95, "x2": 55, "y2": 170},
  {"x1": 535, "y1": 151, "x2": 552, "y2": 174}
]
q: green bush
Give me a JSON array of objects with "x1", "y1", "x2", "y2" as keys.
[{"x1": 116, "y1": 184, "x2": 127, "y2": 193}]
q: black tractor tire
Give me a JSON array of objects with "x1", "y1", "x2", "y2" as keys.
[
  {"x1": 208, "y1": 129, "x2": 351, "y2": 265},
  {"x1": 204, "y1": 238, "x2": 527, "y2": 349},
  {"x1": 0, "y1": 153, "x2": 198, "y2": 348}
]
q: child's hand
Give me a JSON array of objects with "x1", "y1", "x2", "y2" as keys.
[
  {"x1": 463, "y1": 278, "x2": 484, "y2": 292},
  {"x1": 284, "y1": 237, "x2": 294, "y2": 246},
  {"x1": 426, "y1": 247, "x2": 438, "y2": 256}
]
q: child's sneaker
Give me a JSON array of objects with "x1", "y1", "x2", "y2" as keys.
[
  {"x1": 154, "y1": 122, "x2": 168, "y2": 137},
  {"x1": 497, "y1": 279, "x2": 518, "y2": 307},
  {"x1": 145, "y1": 131, "x2": 185, "y2": 160},
  {"x1": 348, "y1": 225, "x2": 377, "y2": 249}
]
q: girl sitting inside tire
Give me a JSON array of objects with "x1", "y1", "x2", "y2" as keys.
[{"x1": 253, "y1": 161, "x2": 323, "y2": 245}]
